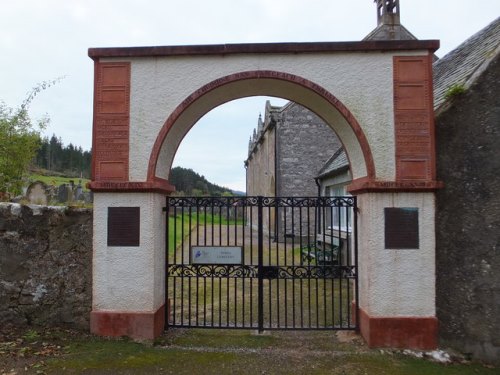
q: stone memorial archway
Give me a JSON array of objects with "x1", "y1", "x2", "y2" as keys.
[{"x1": 88, "y1": 39, "x2": 441, "y2": 349}]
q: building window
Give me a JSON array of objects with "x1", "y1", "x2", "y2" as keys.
[{"x1": 324, "y1": 184, "x2": 351, "y2": 232}]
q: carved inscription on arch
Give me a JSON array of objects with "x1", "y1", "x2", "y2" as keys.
[
  {"x1": 393, "y1": 56, "x2": 435, "y2": 181},
  {"x1": 93, "y1": 62, "x2": 131, "y2": 181}
]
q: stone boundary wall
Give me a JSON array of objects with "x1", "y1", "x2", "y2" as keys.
[{"x1": 0, "y1": 203, "x2": 92, "y2": 329}]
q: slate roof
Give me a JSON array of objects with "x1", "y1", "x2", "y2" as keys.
[
  {"x1": 316, "y1": 147, "x2": 349, "y2": 179},
  {"x1": 363, "y1": 23, "x2": 417, "y2": 41},
  {"x1": 433, "y1": 17, "x2": 500, "y2": 112}
]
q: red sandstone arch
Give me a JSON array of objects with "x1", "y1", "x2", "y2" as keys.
[{"x1": 146, "y1": 70, "x2": 376, "y2": 184}]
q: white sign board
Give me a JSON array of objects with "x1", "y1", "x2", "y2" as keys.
[{"x1": 191, "y1": 246, "x2": 242, "y2": 265}]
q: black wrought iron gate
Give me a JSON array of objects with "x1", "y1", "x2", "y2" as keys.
[{"x1": 165, "y1": 196, "x2": 358, "y2": 331}]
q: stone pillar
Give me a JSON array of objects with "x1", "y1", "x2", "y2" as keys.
[
  {"x1": 90, "y1": 192, "x2": 166, "y2": 340},
  {"x1": 356, "y1": 191, "x2": 437, "y2": 349}
]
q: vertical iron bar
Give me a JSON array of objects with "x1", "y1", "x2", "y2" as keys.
[
  {"x1": 299, "y1": 205, "x2": 304, "y2": 328},
  {"x1": 196, "y1": 268, "x2": 199, "y2": 326},
  {"x1": 324, "y1": 201, "x2": 330, "y2": 328},
  {"x1": 219, "y1": 275, "x2": 222, "y2": 327},
  {"x1": 180, "y1": 206, "x2": 185, "y2": 326},
  {"x1": 196, "y1": 199, "x2": 200, "y2": 245},
  {"x1": 241, "y1": 202, "x2": 246, "y2": 327},
  {"x1": 234, "y1": 198, "x2": 237, "y2": 246},
  {"x1": 165, "y1": 197, "x2": 170, "y2": 329},
  {"x1": 203, "y1": 276, "x2": 207, "y2": 326},
  {"x1": 338, "y1": 200, "x2": 343, "y2": 328},
  {"x1": 219, "y1": 202, "x2": 223, "y2": 246},
  {"x1": 196, "y1": 199, "x2": 200, "y2": 326},
  {"x1": 291, "y1": 201, "x2": 296, "y2": 328},
  {"x1": 234, "y1": 277, "x2": 238, "y2": 327},
  {"x1": 345, "y1": 202, "x2": 351, "y2": 327},
  {"x1": 203, "y1": 203, "x2": 207, "y2": 327},
  {"x1": 211, "y1": 204, "x2": 215, "y2": 327},
  {"x1": 258, "y1": 196, "x2": 264, "y2": 333},
  {"x1": 211, "y1": 201, "x2": 214, "y2": 246},
  {"x1": 331, "y1": 266, "x2": 335, "y2": 327},
  {"x1": 173, "y1": 205, "x2": 177, "y2": 326},
  {"x1": 204, "y1": 201, "x2": 207, "y2": 246},
  {"x1": 250, "y1": 202, "x2": 254, "y2": 327},
  {"x1": 307, "y1": 204, "x2": 312, "y2": 328},
  {"x1": 188, "y1": 205, "x2": 192, "y2": 326},
  {"x1": 330, "y1": 201, "x2": 336, "y2": 327},
  {"x1": 272, "y1": 204, "x2": 278, "y2": 328},
  {"x1": 314, "y1": 200, "x2": 325, "y2": 328},
  {"x1": 282, "y1": 202, "x2": 288, "y2": 328},
  {"x1": 354, "y1": 197, "x2": 360, "y2": 331},
  {"x1": 226, "y1": 199, "x2": 230, "y2": 246}
]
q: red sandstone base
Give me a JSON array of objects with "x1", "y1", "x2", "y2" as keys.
[
  {"x1": 358, "y1": 307, "x2": 438, "y2": 350},
  {"x1": 90, "y1": 304, "x2": 165, "y2": 340}
]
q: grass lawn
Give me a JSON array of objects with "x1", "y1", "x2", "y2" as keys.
[
  {"x1": 168, "y1": 212, "x2": 243, "y2": 253},
  {"x1": 1, "y1": 328, "x2": 496, "y2": 374}
]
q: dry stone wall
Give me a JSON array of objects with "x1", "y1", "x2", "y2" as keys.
[{"x1": 0, "y1": 203, "x2": 92, "y2": 329}]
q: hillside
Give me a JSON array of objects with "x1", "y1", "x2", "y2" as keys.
[
  {"x1": 32, "y1": 135, "x2": 237, "y2": 196},
  {"x1": 169, "y1": 166, "x2": 234, "y2": 196},
  {"x1": 34, "y1": 135, "x2": 91, "y2": 179}
]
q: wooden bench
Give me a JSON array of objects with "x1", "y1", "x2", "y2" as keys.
[{"x1": 300, "y1": 242, "x2": 339, "y2": 266}]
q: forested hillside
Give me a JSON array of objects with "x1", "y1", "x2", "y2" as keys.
[
  {"x1": 31, "y1": 137, "x2": 234, "y2": 196},
  {"x1": 169, "y1": 166, "x2": 233, "y2": 196},
  {"x1": 34, "y1": 135, "x2": 91, "y2": 178}
]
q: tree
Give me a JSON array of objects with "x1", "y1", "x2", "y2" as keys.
[
  {"x1": 0, "y1": 80, "x2": 59, "y2": 196},
  {"x1": 33, "y1": 136, "x2": 92, "y2": 178}
]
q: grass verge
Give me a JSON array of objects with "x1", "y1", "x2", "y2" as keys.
[{"x1": 2, "y1": 328, "x2": 496, "y2": 375}]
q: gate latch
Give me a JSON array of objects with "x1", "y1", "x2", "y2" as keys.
[{"x1": 261, "y1": 266, "x2": 280, "y2": 279}]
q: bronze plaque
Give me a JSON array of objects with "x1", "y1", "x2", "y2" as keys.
[
  {"x1": 107, "y1": 207, "x2": 140, "y2": 246},
  {"x1": 384, "y1": 207, "x2": 419, "y2": 249}
]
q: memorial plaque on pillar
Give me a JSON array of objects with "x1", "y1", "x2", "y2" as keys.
[
  {"x1": 107, "y1": 207, "x2": 140, "y2": 246},
  {"x1": 384, "y1": 207, "x2": 419, "y2": 249}
]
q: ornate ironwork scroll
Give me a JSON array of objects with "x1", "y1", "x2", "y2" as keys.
[{"x1": 167, "y1": 264, "x2": 258, "y2": 278}]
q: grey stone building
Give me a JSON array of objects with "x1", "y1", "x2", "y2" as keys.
[
  {"x1": 245, "y1": 101, "x2": 341, "y2": 239},
  {"x1": 433, "y1": 17, "x2": 500, "y2": 364}
]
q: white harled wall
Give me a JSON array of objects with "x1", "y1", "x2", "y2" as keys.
[
  {"x1": 357, "y1": 192, "x2": 436, "y2": 317},
  {"x1": 93, "y1": 192, "x2": 165, "y2": 312}
]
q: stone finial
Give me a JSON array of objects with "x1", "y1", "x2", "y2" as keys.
[{"x1": 257, "y1": 113, "x2": 263, "y2": 134}]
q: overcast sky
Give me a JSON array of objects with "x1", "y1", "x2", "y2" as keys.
[{"x1": 1, "y1": 1, "x2": 498, "y2": 191}]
